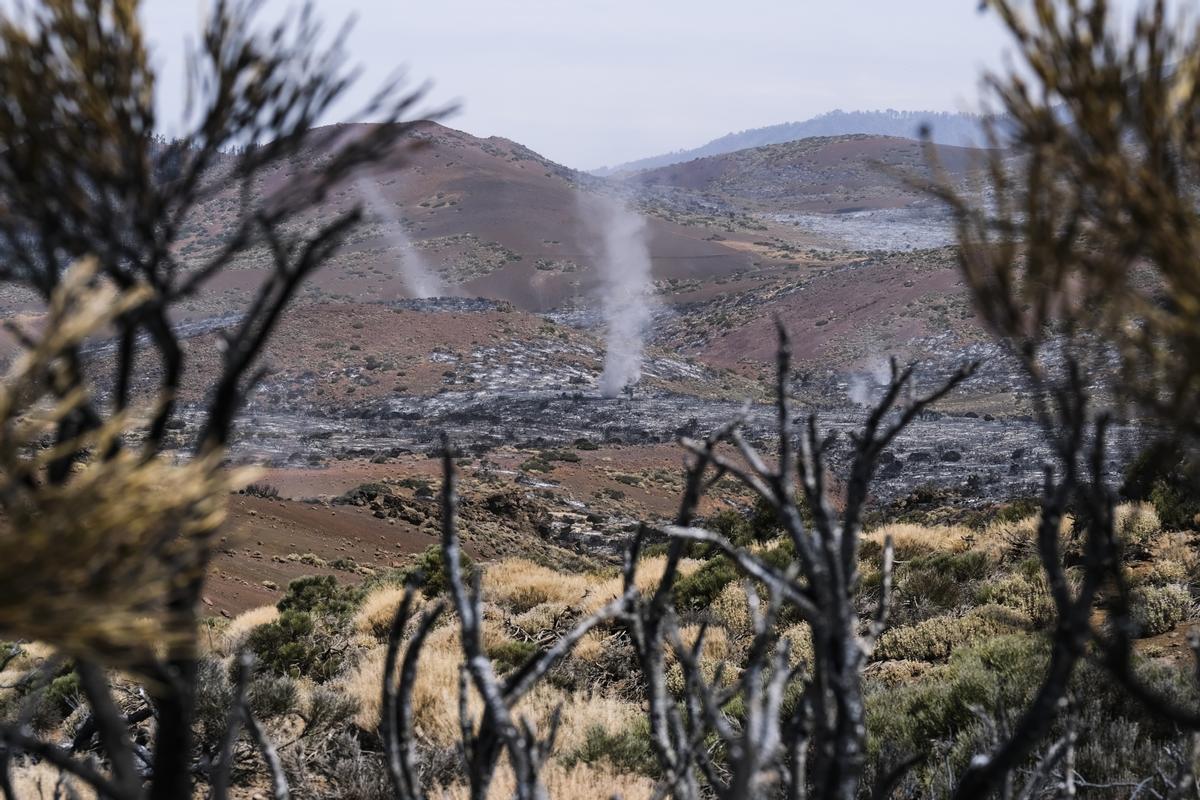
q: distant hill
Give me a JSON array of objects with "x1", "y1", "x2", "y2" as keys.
[
  {"x1": 161, "y1": 121, "x2": 758, "y2": 314},
  {"x1": 631, "y1": 133, "x2": 988, "y2": 213},
  {"x1": 596, "y1": 109, "x2": 994, "y2": 175}
]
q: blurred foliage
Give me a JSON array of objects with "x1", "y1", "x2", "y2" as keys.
[
  {"x1": 928, "y1": 0, "x2": 1200, "y2": 436},
  {"x1": 0, "y1": 262, "x2": 246, "y2": 665}
]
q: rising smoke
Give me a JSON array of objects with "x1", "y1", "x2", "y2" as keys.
[
  {"x1": 847, "y1": 355, "x2": 892, "y2": 406},
  {"x1": 582, "y1": 194, "x2": 655, "y2": 399},
  {"x1": 355, "y1": 178, "x2": 443, "y2": 299}
]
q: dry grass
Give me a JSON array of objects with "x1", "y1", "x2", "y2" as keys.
[
  {"x1": 216, "y1": 605, "x2": 279, "y2": 656},
  {"x1": 864, "y1": 523, "x2": 970, "y2": 559},
  {"x1": 978, "y1": 513, "x2": 1073, "y2": 562},
  {"x1": 437, "y1": 759, "x2": 655, "y2": 800},
  {"x1": 8, "y1": 761, "x2": 96, "y2": 800},
  {"x1": 354, "y1": 585, "x2": 428, "y2": 640},
  {"x1": 484, "y1": 560, "x2": 595, "y2": 612}
]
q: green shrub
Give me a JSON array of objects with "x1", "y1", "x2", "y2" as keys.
[
  {"x1": 707, "y1": 509, "x2": 754, "y2": 547},
  {"x1": 487, "y1": 639, "x2": 538, "y2": 675},
  {"x1": 974, "y1": 573, "x2": 1056, "y2": 628},
  {"x1": 674, "y1": 557, "x2": 739, "y2": 610},
  {"x1": 379, "y1": 544, "x2": 475, "y2": 598},
  {"x1": 573, "y1": 438, "x2": 599, "y2": 451},
  {"x1": 561, "y1": 718, "x2": 658, "y2": 777},
  {"x1": 519, "y1": 456, "x2": 554, "y2": 473},
  {"x1": 1129, "y1": 583, "x2": 1194, "y2": 637},
  {"x1": 30, "y1": 671, "x2": 80, "y2": 732},
  {"x1": 277, "y1": 575, "x2": 361, "y2": 620},
  {"x1": 248, "y1": 673, "x2": 300, "y2": 719},
  {"x1": 874, "y1": 605, "x2": 1029, "y2": 662},
  {"x1": 246, "y1": 610, "x2": 343, "y2": 681},
  {"x1": 866, "y1": 634, "x2": 1048, "y2": 794}
]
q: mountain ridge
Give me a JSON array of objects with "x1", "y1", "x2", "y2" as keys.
[{"x1": 594, "y1": 109, "x2": 995, "y2": 175}]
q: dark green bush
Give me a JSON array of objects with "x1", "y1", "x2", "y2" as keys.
[
  {"x1": 246, "y1": 610, "x2": 343, "y2": 681},
  {"x1": 1122, "y1": 441, "x2": 1200, "y2": 530},
  {"x1": 674, "y1": 557, "x2": 740, "y2": 610},
  {"x1": 277, "y1": 575, "x2": 361, "y2": 620},
  {"x1": 30, "y1": 671, "x2": 80, "y2": 732},
  {"x1": 379, "y1": 544, "x2": 475, "y2": 598}
]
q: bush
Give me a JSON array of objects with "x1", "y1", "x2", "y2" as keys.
[
  {"x1": 243, "y1": 482, "x2": 280, "y2": 499},
  {"x1": 896, "y1": 551, "x2": 990, "y2": 612},
  {"x1": 866, "y1": 634, "x2": 1048, "y2": 793},
  {"x1": 30, "y1": 671, "x2": 80, "y2": 732},
  {"x1": 381, "y1": 544, "x2": 475, "y2": 599},
  {"x1": 194, "y1": 658, "x2": 235, "y2": 752},
  {"x1": 674, "y1": 557, "x2": 739, "y2": 610},
  {"x1": 277, "y1": 575, "x2": 361, "y2": 620},
  {"x1": 561, "y1": 718, "x2": 658, "y2": 777},
  {"x1": 246, "y1": 610, "x2": 343, "y2": 681},
  {"x1": 519, "y1": 456, "x2": 554, "y2": 473},
  {"x1": 874, "y1": 606, "x2": 1029, "y2": 662},
  {"x1": 1129, "y1": 583, "x2": 1194, "y2": 637},
  {"x1": 1121, "y1": 441, "x2": 1200, "y2": 530},
  {"x1": 306, "y1": 684, "x2": 361, "y2": 735},
  {"x1": 248, "y1": 673, "x2": 300, "y2": 719},
  {"x1": 706, "y1": 509, "x2": 753, "y2": 548},
  {"x1": 487, "y1": 639, "x2": 539, "y2": 675},
  {"x1": 974, "y1": 573, "x2": 1056, "y2": 628}
]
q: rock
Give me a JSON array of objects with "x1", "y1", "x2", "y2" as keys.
[
  {"x1": 878, "y1": 460, "x2": 903, "y2": 479},
  {"x1": 262, "y1": 580, "x2": 278, "y2": 591}
]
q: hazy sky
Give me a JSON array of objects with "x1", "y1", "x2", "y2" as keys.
[{"x1": 139, "y1": 1, "x2": 1152, "y2": 169}]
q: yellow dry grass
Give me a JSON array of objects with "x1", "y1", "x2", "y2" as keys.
[
  {"x1": 863, "y1": 523, "x2": 970, "y2": 559},
  {"x1": 353, "y1": 585, "x2": 429, "y2": 640},
  {"x1": 216, "y1": 605, "x2": 279, "y2": 657},
  {"x1": 483, "y1": 560, "x2": 594, "y2": 612},
  {"x1": 436, "y1": 757, "x2": 655, "y2": 800}
]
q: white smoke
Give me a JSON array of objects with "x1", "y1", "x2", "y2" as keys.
[
  {"x1": 847, "y1": 355, "x2": 892, "y2": 406},
  {"x1": 355, "y1": 178, "x2": 443, "y2": 299},
  {"x1": 583, "y1": 194, "x2": 655, "y2": 399}
]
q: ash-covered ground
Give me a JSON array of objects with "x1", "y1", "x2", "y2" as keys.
[{"x1": 143, "y1": 299, "x2": 1138, "y2": 508}]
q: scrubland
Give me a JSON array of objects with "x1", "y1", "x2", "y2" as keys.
[{"x1": 5, "y1": 501, "x2": 1195, "y2": 798}]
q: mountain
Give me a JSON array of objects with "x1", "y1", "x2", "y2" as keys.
[
  {"x1": 630, "y1": 133, "x2": 987, "y2": 213},
  {"x1": 164, "y1": 121, "x2": 760, "y2": 316},
  {"x1": 595, "y1": 109, "x2": 994, "y2": 175}
]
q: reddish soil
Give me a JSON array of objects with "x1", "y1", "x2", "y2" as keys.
[
  {"x1": 698, "y1": 256, "x2": 968, "y2": 370},
  {"x1": 206, "y1": 495, "x2": 452, "y2": 616}
]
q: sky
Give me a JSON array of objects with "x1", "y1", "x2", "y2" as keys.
[{"x1": 139, "y1": 1, "x2": 1157, "y2": 170}]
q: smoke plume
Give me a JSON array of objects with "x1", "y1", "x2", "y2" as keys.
[
  {"x1": 355, "y1": 178, "x2": 443, "y2": 299},
  {"x1": 583, "y1": 194, "x2": 655, "y2": 398},
  {"x1": 847, "y1": 355, "x2": 892, "y2": 406}
]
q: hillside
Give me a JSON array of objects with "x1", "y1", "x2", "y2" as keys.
[
  {"x1": 164, "y1": 121, "x2": 762, "y2": 315},
  {"x1": 596, "y1": 109, "x2": 995, "y2": 175},
  {"x1": 630, "y1": 133, "x2": 988, "y2": 213}
]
